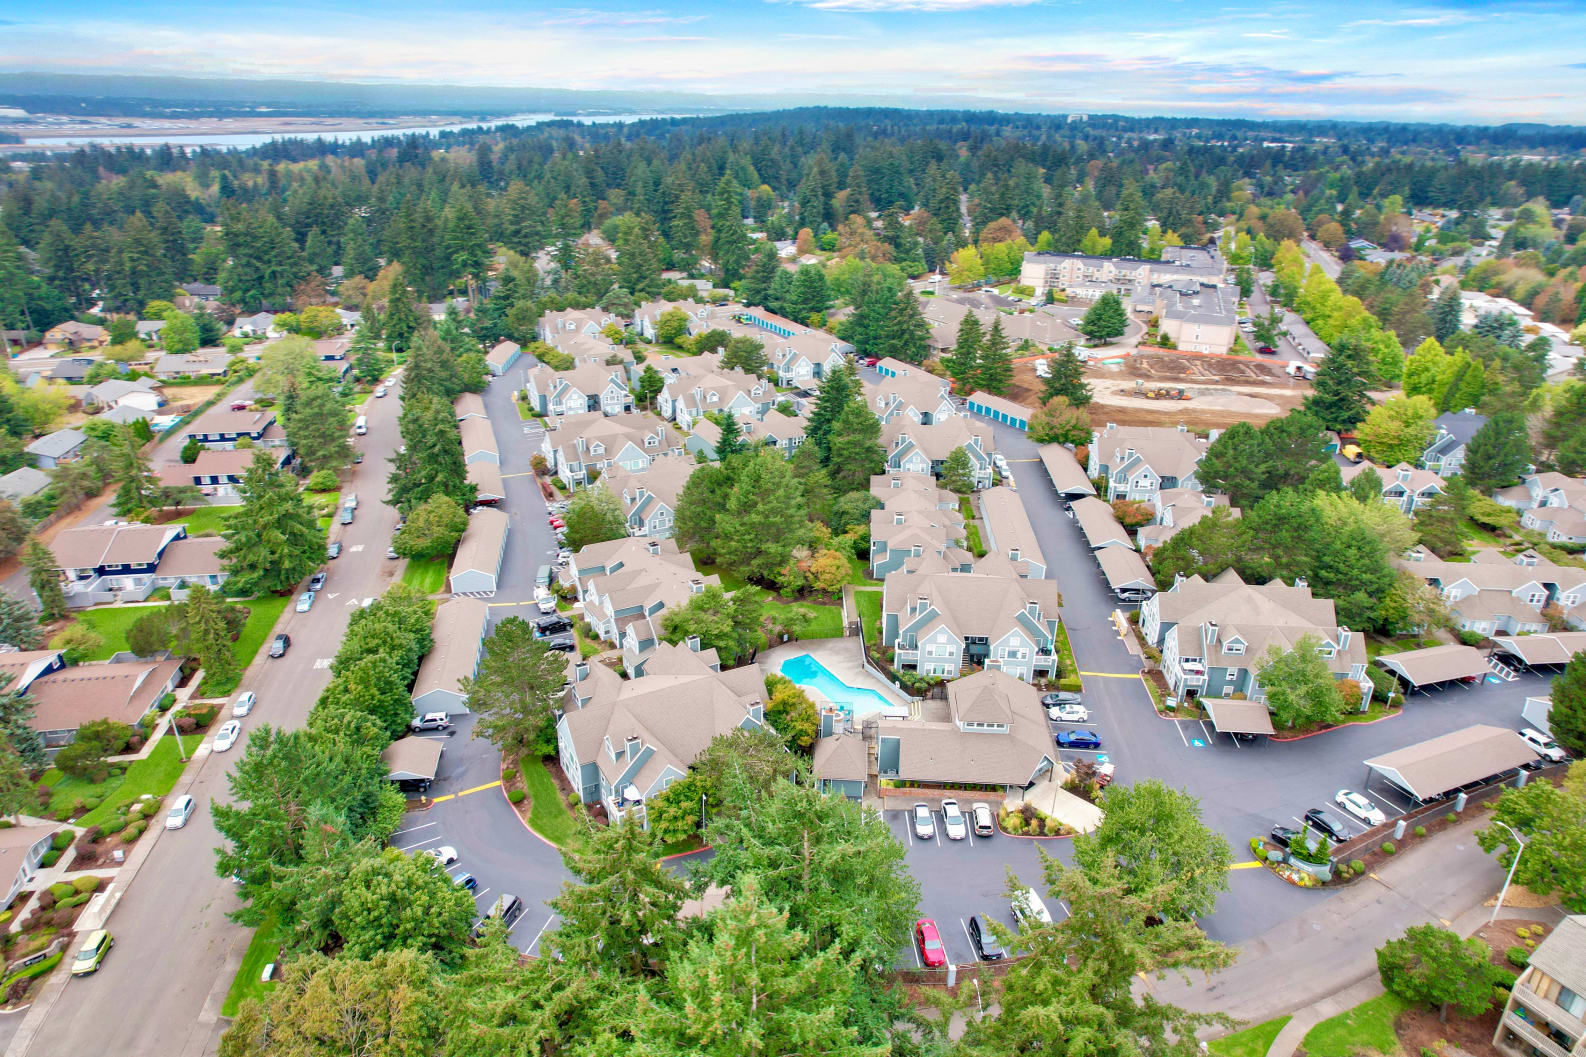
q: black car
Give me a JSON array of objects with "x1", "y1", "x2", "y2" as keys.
[
  {"x1": 1268, "y1": 825, "x2": 1301, "y2": 849},
  {"x1": 1304, "y1": 808, "x2": 1351, "y2": 843},
  {"x1": 542, "y1": 634, "x2": 577, "y2": 653},
  {"x1": 534, "y1": 615, "x2": 574, "y2": 635},
  {"x1": 968, "y1": 914, "x2": 1004, "y2": 961},
  {"x1": 1041, "y1": 691, "x2": 1082, "y2": 708},
  {"x1": 268, "y1": 633, "x2": 291, "y2": 658}
]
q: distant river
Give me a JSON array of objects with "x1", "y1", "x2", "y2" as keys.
[{"x1": 19, "y1": 111, "x2": 700, "y2": 149}]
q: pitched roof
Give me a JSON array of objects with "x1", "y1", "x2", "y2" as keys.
[
  {"x1": 1488, "y1": 631, "x2": 1586, "y2": 666},
  {"x1": 1375, "y1": 644, "x2": 1491, "y2": 687},
  {"x1": 152, "y1": 536, "x2": 227, "y2": 579},
  {"x1": 412, "y1": 598, "x2": 489, "y2": 703},
  {"x1": 51, "y1": 522, "x2": 181, "y2": 570},
  {"x1": 1037, "y1": 444, "x2": 1095, "y2": 497},
  {"x1": 382, "y1": 737, "x2": 443, "y2": 781},
  {"x1": 1070, "y1": 496, "x2": 1131, "y2": 548},
  {"x1": 459, "y1": 415, "x2": 498, "y2": 457},
  {"x1": 1096, "y1": 546, "x2": 1155, "y2": 593},
  {"x1": 25, "y1": 428, "x2": 87, "y2": 459},
  {"x1": 876, "y1": 669, "x2": 1054, "y2": 785},
  {"x1": 1527, "y1": 915, "x2": 1586, "y2": 989},
  {"x1": 467, "y1": 460, "x2": 505, "y2": 501},
  {"x1": 1158, "y1": 571, "x2": 1365, "y2": 674},
  {"x1": 0, "y1": 650, "x2": 64, "y2": 692},
  {"x1": 1364, "y1": 724, "x2": 1537, "y2": 800},
  {"x1": 812, "y1": 731, "x2": 868, "y2": 782},
  {"x1": 978, "y1": 486, "x2": 1044, "y2": 572},
  {"x1": 453, "y1": 393, "x2": 487, "y2": 420},
  {"x1": 451, "y1": 508, "x2": 509, "y2": 576},
  {"x1": 0, "y1": 466, "x2": 51, "y2": 501},
  {"x1": 26, "y1": 657, "x2": 182, "y2": 732},
  {"x1": 1093, "y1": 422, "x2": 1208, "y2": 481}
]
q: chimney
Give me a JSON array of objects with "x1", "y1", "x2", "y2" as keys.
[
  {"x1": 1294, "y1": 576, "x2": 1308, "y2": 589},
  {"x1": 894, "y1": 512, "x2": 904, "y2": 525},
  {"x1": 1397, "y1": 467, "x2": 1411, "y2": 484},
  {"x1": 1204, "y1": 620, "x2": 1218, "y2": 646},
  {"x1": 625, "y1": 735, "x2": 641, "y2": 761},
  {"x1": 1338, "y1": 627, "x2": 1352, "y2": 650},
  {"x1": 646, "y1": 540, "x2": 660, "y2": 556},
  {"x1": 686, "y1": 635, "x2": 701, "y2": 653}
]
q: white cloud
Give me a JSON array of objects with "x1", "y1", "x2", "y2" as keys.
[{"x1": 770, "y1": 0, "x2": 1040, "y2": 10}]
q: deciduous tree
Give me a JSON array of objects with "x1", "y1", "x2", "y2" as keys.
[
  {"x1": 1377, "y1": 925, "x2": 1506, "y2": 1021},
  {"x1": 1355, "y1": 394, "x2": 1438, "y2": 466},
  {"x1": 1477, "y1": 761, "x2": 1586, "y2": 911},
  {"x1": 1027, "y1": 396, "x2": 1091, "y2": 446},
  {"x1": 1073, "y1": 779, "x2": 1231, "y2": 919},
  {"x1": 563, "y1": 484, "x2": 628, "y2": 550},
  {"x1": 392, "y1": 493, "x2": 470, "y2": 559},
  {"x1": 1257, "y1": 634, "x2": 1345, "y2": 730},
  {"x1": 659, "y1": 585, "x2": 765, "y2": 666}
]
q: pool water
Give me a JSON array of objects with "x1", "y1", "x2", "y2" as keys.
[{"x1": 779, "y1": 653, "x2": 903, "y2": 720}]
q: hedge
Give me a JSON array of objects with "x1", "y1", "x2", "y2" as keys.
[{"x1": 2, "y1": 952, "x2": 63, "y2": 990}]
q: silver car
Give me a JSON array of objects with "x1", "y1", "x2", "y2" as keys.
[
  {"x1": 911, "y1": 802, "x2": 935, "y2": 840},
  {"x1": 295, "y1": 592, "x2": 315, "y2": 613},
  {"x1": 940, "y1": 799, "x2": 968, "y2": 840},
  {"x1": 231, "y1": 691, "x2": 256, "y2": 718}
]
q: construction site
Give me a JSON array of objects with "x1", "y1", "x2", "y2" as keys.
[{"x1": 1007, "y1": 350, "x2": 1312, "y2": 431}]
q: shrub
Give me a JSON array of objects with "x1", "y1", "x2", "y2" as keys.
[
  {"x1": 40, "y1": 850, "x2": 60, "y2": 868},
  {"x1": 50, "y1": 829, "x2": 74, "y2": 850},
  {"x1": 174, "y1": 715, "x2": 197, "y2": 734},
  {"x1": 508, "y1": 789, "x2": 526, "y2": 804},
  {"x1": 1516, "y1": 926, "x2": 1531, "y2": 939},
  {"x1": 139, "y1": 800, "x2": 159, "y2": 818},
  {"x1": 1507, "y1": 946, "x2": 1531, "y2": 968},
  {"x1": 71, "y1": 876, "x2": 99, "y2": 894},
  {"x1": 121, "y1": 820, "x2": 147, "y2": 842},
  {"x1": 1526, "y1": 939, "x2": 1536, "y2": 948},
  {"x1": 80, "y1": 825, "x2": 102, "y2": 845},
  {"x1": 51, "y1": 908, "x2": 74, "y2": 928},
  {"x1": 34, "y1": 889, "x2": 55, "y2": 911},
  {"x1": 1250, "y1": 837, "x2": 1264, "y2": 853},
  {"x1": 1350, "y1": 859, "x2": 1365, "y2": 873},
  {"x1": 1446, "y1": 812, "x2": 1457, "y2": 823},
  {"x1": 55, "y1": 894, "x2": 89, "y2": 910},
  {"x1": 1381, "y1": 841, "x2": 1397, "y2": 855},
  {"x1": 306, "y1": 469, "x2": 339, "y2": 492},
  {"x1": 48, "y1": 882, "x2": 75, "y2": 900},
  {"x1": 0, "y1": 911, "x2": 9, "y2": 926}
]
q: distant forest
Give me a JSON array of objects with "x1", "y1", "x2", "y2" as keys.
[{"x1": 1, "y1": 105, "x2": 1583, "y2": 336}]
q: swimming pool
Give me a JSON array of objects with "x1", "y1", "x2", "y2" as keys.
[{"x1": 778, "y1": 653, "x2": 906, "y2": 720}]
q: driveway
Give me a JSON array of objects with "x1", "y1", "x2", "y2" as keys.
[{"x1": 10, "y1": 374, "x2": 409, "y2": 1057}]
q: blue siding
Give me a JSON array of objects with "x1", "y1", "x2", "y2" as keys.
[
  {"x1": 967, "y1": 399, "x2": 1028, "y2": 429},
  {"x1": 735, "y1": 312, "x2": 795, "y2": 339}
]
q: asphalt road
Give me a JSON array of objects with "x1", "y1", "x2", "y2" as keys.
[{"x1": 11, "y1": 374, "x2": 409, "y2": 1057}]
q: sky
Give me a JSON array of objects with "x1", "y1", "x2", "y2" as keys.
[{"x1": 1, "y1": 0, "x2": 1584, "y2": 125}]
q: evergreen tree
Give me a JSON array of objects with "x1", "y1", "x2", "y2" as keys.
[
  {"x1": 388, "y1": 392, "x2": 473, "y2": 514},
  {"x1": 942, "y1": 312, "x2": 982, "y2": 392},
  {"x1": 938, "y1": 447, "x2": 976, "y2": 494},
  {"x1": 714, "y1": 412, "x2": 744, "y2": 460},
  {"x1": 715, "y1": 449, "x2": 810, "y2": 584},
  {"x1": 879, "y1": 288, "x2": 930, "y2": 365},
  {"x1": 616, "y1": 214, "x2": 663, "y2": 299},
  {"x1": 380, "y1": 272, "x2": 423, "y2": 353},
  {"x1": 463, "y1": 617, "x2": 583, "y2": 758},
  {"x1": 787, "y1": 265, "x2": 830, "y2": 323},
  {"x1": 0, "y1": 674, "x2": 42, "y2": 770},
  {"x1": 1041, "y1": 342, "x2": 1092, "y2": 407},
  {"x1": 1079, "y1": 290, "x2": 1128, "y2": 342},
  {"x1": 741, "y1": 243, "x2": 780, "y2": 307},
  {"x1": 303, "y1": 227, "x2": 333, "y2": 278},
  {"x1": 806, "y1": 364, "x2": 858, "y2": 462},
  {"x1": 674, "y1": 463, "x2": 735, "y2": 563},
  {"x1": 1304, "y1": 334, "x2": 1377, "y2": 431},
  {"x1": 562, "y1": 486, "x2": 627, "y2": 551},
  {"x1": 340, "y1": 215, "x2": 376, "y2": 281},
  {"x1": 282, "y1": 381, "x2": 353, "y2": 474},
  {"x1": 1461, "y1": 410, "x2": 1530, "y2": 493},
  {"x1": 350, "y1": 327, "x2": 384, "y2": 385},
  {"x1": 219, "y1": 451, "x2": 326, "y2": 595},
  {"x1": 24, "y1": 540, "x2": 67, "y2": 622},
  {"x1": 176, "y1": 583, "x2": 239, "y2": 688},
  {"x1": 710, "y1": 175, "x2": 751, "y2": 285},
  {"x1": 825, "y1": 401, "x2": 885, "y2": 495},
  {"x1": 975, "y1": 318, "x2": 1013, "y2": 394},
  {"x1": 402, "y1": 328, "x2": 463, "y2": 402},
  {"x1": 0, "y1": 590, "x2": 41, "y2": 649},
  {"x1": 1545, "y1": 653, "x2": 1586, "y2": 757}
]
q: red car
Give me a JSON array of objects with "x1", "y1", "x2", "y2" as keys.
[
  {"x1": 548, "y1": 516, "x2": 566, "y2": 529},
  {"x1": 1256, "y1": 344, "x2": 1276, "y2": 355},
  {"x1": 915, "y1": 918, "x2": 947, "y2": 968},
  {"x1": 861, "y1": 356, "x2": 880, "y2": 367}
]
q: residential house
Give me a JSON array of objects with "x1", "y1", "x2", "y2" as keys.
[
  {"x1": 830, "y1": 668, "x2": 1057, "y2": 797},
  {"x1": 1141, "y1": 570, "x2": 1370, "y2": 704},
  {"x1": 1088, "y1": 422, "x2": 1210, "y2": 504},
  {"x1": 882, "y1": 562, "x2": 1063, "y2": 681},
  {"x1": 540, "y1": 411, "x2": 685, "y2": 489},
  {"x1": 868, "y1": 360, "x2": 958, "y2": 425},
  {"x1": 567, "y1": 537, "x2": 715, "y2": 657},
  {"x1": 1492, "y1": 913, "x2": 1586, "y2": 1057},
  {"x1": 686, "y1": 407, "x2": 810, "y2": 460},
  {"x1": 486, "y1": 340, "x2": 522, "y2": 376},
  {"x1": 152, "y1": 349, "x2": 230, "y2": 379},
  {"x1": 1, "y1": 823, "x2": 58, "y2": 910},
  {"x1": 100, "y1": 404, "x2": 156, "y2": 427},
  {"x1": 134, "y1": 319, "x2": 167, "y2": 344},
  {"x1": 1018, "y1": 246, "x2": 1224, "y2": 301},
  {"x1": 651, "y1": 354, "x2": 775, "y2": 430},
  {"x1": 0, "y1": 466, "x2": 51, "y2": 504},
  {"x1": 85, "y1": 377, "x2": 164, "y2": 413},
  {"x1": 557, "y1": 639, "x2": 770, "y2": 828},
  {"x1": 921, "y1": 298, "x2": 1074, "y2": 355},
  {"x1": 1496, "y1": 473, "x2": 1586, "y2": 545},
  {"x1": 25, "y1": 428, "x2": 88, "y2": 469},
  {"x1": 1401, "y1": 546, "x2": 1586, "y2": 636},
  {"x1": 1136, "y1": 490, "x2": 1234, "y2": 550},
  {"x1": 522, "y1": 362, "x2": 631, "y2": 417},
  {"x1": 0, "y1": 650, "x2": 65, "y2": 692},
  {"x1": 449, "y1": 509, "x2": 509, "y2": 594},
  {"x1": 313, "y1": 337, "x2": 351, "y2": 362},
  {"x1": 633, "y1": 300, "x2": 714, "y2": 341},
  {"x1": 158, "y1": 446, "x2": 290, "y2": 497},
  {"x1": 882, "y1": 417, "x2": 994, "y2": 489},
  {"x1": 600, "y1": 458, "x2": 696, "y2": 538},
  {"x1": 183, "y1": 407, "x2": 278, "y2": 449},
  {"x1": 26, "y1": 656, "x2": 184, "y2": 746},
  {"x1": 411, "y1": 597, "x2": 490, "y2": 716},
  {"x1": 44, "y1": 358, "x2": 97, "y2": 384},
  {"x1": 870, "y1": 472, "x2": 959, "y2": 512},
  {"x1": 1421, "y1": 409, "x2": 1486, "y2": 476},
  {"x1": 48, "y1": 521, "x2": 227, "y2": 607},
  {"x1": 1339, "y1": 462, "x2": 1446, "y2": 516},
  {"x1": 538, "y1": 308, "x2": 622, "y2": 344},
  {"x1": 42, "y1": 321, "x2": 107, "y2": 351},
  {"x1": 978, "y1": 486, "x2": 1046, "y2": 578},
  {"x1": 724, "y1": 310, "x2": 848, "y2": 385},
  {"x1": 179, "y1": 282, "x2": 222, "y2": 301},
  {"x1": 231, "y1": 312, "x2": 278, "y2": 338},
  {"x1": 869, "y1": 505, "x2": 970, "y2": 577}
]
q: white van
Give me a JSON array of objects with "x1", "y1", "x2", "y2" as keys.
[
  {"x1": 534, "y1": 587, "x2": 557, "y2": 614},
  {"x1": 354, "y1": 415, "x2": 368, "y2": 436}
]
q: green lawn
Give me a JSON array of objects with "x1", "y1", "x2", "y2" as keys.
[
  {"x1": 1365, "y1": 634, "x2": 1439, "y2": 661},
  {"x1": 520, "y1": 756, "x2": 579, "y2": 846},
  {"x1": 169, "y1": 505, "x2": 238, "y2": 538},
  {"x1": 221, "y1": 916, "x2": 282, "y2": 1017},
  {"x1": 71, "y1": 606, "x2": 160, "y2": 661},
  {"x1": 1052, "y1": 621, "x2": 1082, "y2": 692},
  {"x1": 215, "y1": 595, "x2": 293, "y2": 689},
  {"x1": 854, "y1": 589, "x2": 883, "y2": 646},
  {"x1": 691, "y1": 557, "x2": 747, "y2": 592},
  {"x1": 776, "y1": 600, "x2": 844, "y2": 639},
  {"x1": 1301, "y1": 993, "x2": 1408, "y2": 1057},
  {"x1": 845, "y1": 551, "x2": 881, "y2": 586},
  {"x1": 400, "y1": 558, "x2": 449, "y2": 594},
  {"x1": 1209, "y1": 1016, "x2": 1291, "y2": 1057},
  {"x1": 44, "y1": 732, "x2": 201, "y2": 824}
]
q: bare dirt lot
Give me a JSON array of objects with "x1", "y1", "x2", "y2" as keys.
[{"x1": 1007, "y1": 350, "x2": 1312, "y2": 432}]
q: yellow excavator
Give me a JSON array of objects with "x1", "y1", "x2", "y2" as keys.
[{"x1": 1134, "y1": 381, "x2": 1191, "y2": 400}]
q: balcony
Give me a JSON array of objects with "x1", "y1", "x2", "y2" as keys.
[
  {"x1": 1514, "y1": 982, "x2": 1586, "y2": 1048},
  {"x1": 1502, "y1": 1010, "x2": 1575, "y2": 1057}
]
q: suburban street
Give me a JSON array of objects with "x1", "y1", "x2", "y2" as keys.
[{"x1": 8, "y1": 375, "x2": 409, "y2": 1057}]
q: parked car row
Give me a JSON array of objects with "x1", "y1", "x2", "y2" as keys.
[{"x1": 911, "y1": 799, "x2": 995, "y2": 842}]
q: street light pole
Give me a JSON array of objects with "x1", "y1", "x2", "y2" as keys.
[{"x1": 1488, "y1": 819, "x2": 1527, "y2": 925}]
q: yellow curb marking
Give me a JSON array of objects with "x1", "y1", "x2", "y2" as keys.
[
  {"x1": 1078, "y1": 671, "x2": 1141, "y2": 679},
  {"x1": 430, "y1": 780, "x2": 502, "y2": 804},
  {"x1": 1228, "y1": 861, "x2": 1265, "y2": 871}
]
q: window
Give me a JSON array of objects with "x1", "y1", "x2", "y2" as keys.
[
  {"x1": 1223, "y1": 642, "x2": 1243, "y2": 655},
  {"x1": 1526, "y1": 592, "x2": 1546, "y2": 606}
]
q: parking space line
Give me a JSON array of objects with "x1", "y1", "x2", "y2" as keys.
[
  {"x1": 473, "y1": 887, "x2": 491, "y2": 903},
  {"x1": 525, "y1": 914, "x2": 556, "y2": 954},
  {"x1": 395, "y1": 834, "x2": 444, "y2": 851},
  {"x1": 1199, "y1": 720, "x2": 1216, "y2": 744},
  {"x1": 391, "y1": 822, "x2": 437, "y2": 838},
  {"x1": 1173, "y1": 721, "x2": 1190, "y2": 747},
  {"x1": 960, "y1": 918, "x2": 975, "y2": 953}
]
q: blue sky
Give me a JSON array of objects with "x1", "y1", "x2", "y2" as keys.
[{"x1": 1, "y1": 0, "x2": 1583, "y2": 124}]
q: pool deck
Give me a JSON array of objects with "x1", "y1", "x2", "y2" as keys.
[{"x1": 760, "y1": 638, "x2": 915, "y2": 712}]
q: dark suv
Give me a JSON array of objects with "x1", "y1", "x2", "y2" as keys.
[
  {"x1": 268, "y1": 633, "x2": 291, "y2": 658},
  {"x1": 534, "y1": 615, "x2": 574, "y2": 636},
  {"x1": 1304, "y1": 808, "x2": 1351, "y2": 843},
  {"x1": 1268, "y1": 825, "x2": 1301, "y2": 849}
]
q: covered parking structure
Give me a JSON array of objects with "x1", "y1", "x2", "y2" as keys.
[
  {"x1": 1037, "y1": 444, "x2": 1096, "y2": 501},
  {"x1": 1488, "y1": 632, "x2": 1586, "y2": 671},
  {"x1": 1362, "y1": 724, "x2": 1538, "y2": 805},
  {"x1": 382, "y1": 736, "x2": 444, "y2": 794},
  {"x1": 1096, "y1": 546, "x2": 1157, "y2": 603},
  {"x1": 1070, "y1": 496, "x2": 1132, "y2": 549},
  {"x1": 1374, "y1": 644, "x2": 1492, "y2": 694},
  {"x1": 1202, "y1": 698, "x2": 1275, "y2": 739}
]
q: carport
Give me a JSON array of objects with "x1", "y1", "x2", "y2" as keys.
[
  {"x1": 449, "y1": 507, "x2": 509, "y2": 594},
  {"x1": 1037, "y1": 444, "x2": 1096, "y2": 500},
  {"x1": 1070, "y1": 496, "x2": 1132, "y2": 549},
  {"x1": 1202, "y1": 698, "x2": 1275, "y2": 739},
  {"x1": 1374, "y1": 644, "x2": 1492, "y2": 694},
  {"x1": 1488, "y1": 632, "x2": 1586, "y2": 670},
  {"x1": 1096, "y1": 546, "x2": 1157, "y2": 602},
  {"x1": 1362, "y1": 724, "x2": 1537, "y2": 804},
  {"x1": 382, "y1": 736, "x2": 444, "y2": 793}
]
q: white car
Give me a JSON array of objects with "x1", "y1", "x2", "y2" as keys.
[
  {"x1": 1032, "y1": 359, "x2": 1051, "y2": 379},
  {"x1": 911, "y1": 802, "x2": 935, "y2": 840},
  {"x1": 1011, "y1": 887, "x2": 1053, "y2": 926},
  {"x1": 374, "y1": 387, "x2": 387, "y2": 398},
  {"x1": 1047, "y1": 702, "x2": 1090, "y2": 723},
  {"x1": 940, "y1": 798, "x2": 968, "y2": 840},
  {"x1": 426, "y1": 846, "x2": 460, "y2": 866},
  {"x1": 213, "y1": 720, "x2": 242, "y2": 753},
  {"x1": 992, "y1": 453, "x2": 1010, "y2": 474},
  {"x1": 165, "y1": 795, "x2": 197, "y2": 830},
  {"x1": 1334, "y1": 789, "x2": 1386, "y2": 827},
  {"x1": 295, "y1": 591, "x2": 315, "y2": 613},
  {"x1": 232, "y1": 691, "x2": 256, "y2": 718},
  {"x1": 1519, "y1": 728, "x2": 1567, "y2": 763}
]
